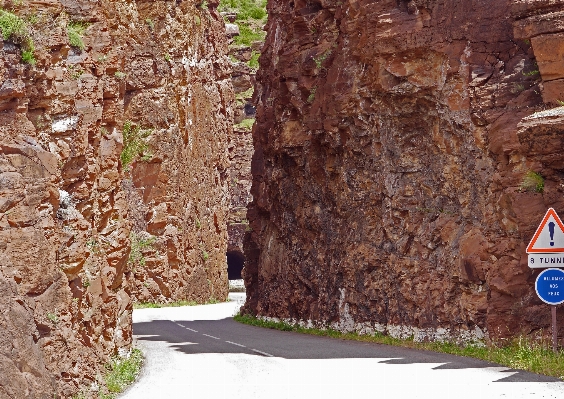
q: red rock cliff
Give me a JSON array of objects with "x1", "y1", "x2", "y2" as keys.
[
  {"x1": 243, "y1": 0, "x2": 564, "y2": 341},
  {"x1": 0, "y1": 0, "x2": 231, "y2": 397},
  {"x1": 121, "y1": 0, "x2": 232, "y2": 305}
]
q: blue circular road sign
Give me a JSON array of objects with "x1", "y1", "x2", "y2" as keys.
[{"x1": 535, "y1": 268, "x2": 564, "y2": 305}]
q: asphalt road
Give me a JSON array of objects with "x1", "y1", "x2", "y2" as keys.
[{"x1": 122, "y1": 293, "x2": 564, "y2": 399}]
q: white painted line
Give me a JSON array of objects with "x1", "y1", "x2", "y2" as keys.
[
  {"x1": 225, "y1": 341, "x2": 246, "y2": 348},
  {"x1": 185, "y1": 327, "x2": 198, "y2": 333},
  {"x1": 202, "y1": 333, "x2": 220, "y2": 340},
  {"x1": 252, "y1": 349, "x2": 273, "y2": 357}
]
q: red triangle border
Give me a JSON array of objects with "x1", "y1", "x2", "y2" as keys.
[{"x1": 526, "y1": 208, "x2": 564, "y2": 253}]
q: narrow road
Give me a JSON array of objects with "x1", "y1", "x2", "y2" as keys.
[{"x1": 122, "y1": 294, "x2": 564, "y2": 399}]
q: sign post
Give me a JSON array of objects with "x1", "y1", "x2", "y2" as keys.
[
  {"x1": 534, "y1": 268, "x2": 564, "y2": 351},
  {"x1": 527, "y1": 208, "x2": 564, "y2": 353},
  {"x1": 553, "y1": 306, "x2": 558, "y2": 353}
]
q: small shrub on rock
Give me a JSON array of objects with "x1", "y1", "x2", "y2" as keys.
[{"x1": 0, "y1": 8, "x2": 35, "y2": 63}]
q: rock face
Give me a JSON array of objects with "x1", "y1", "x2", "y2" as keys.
[
  {"x1": 0, "y1": 0, "x2": 231, "y2": 397},
  {"x1": 221, "y1": 2, "x2": 266, "y2": 281},
  {"x1": 122, "y1": 1, "x2": 232, "y2": 305},
  {"x1": 227, "y1": 125, "x2": 253, "y2": 278},
  {"x1": 244, "y1": 0, "x2": 564, "y2": 341},
  {"x1": 513, "y1": 0, "x2": 564, "y2": 105}
]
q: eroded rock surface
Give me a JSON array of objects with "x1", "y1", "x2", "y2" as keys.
[
  {"x1": 0, "y1": 0, "x2": 231, "y2": 397},
  {"x1": 244, "y1": 0, "x2": 564, "y2": 341},
  {"x1": 122, "y1": 1, "x2": 232, "y2": 305},
  {"x1": 513, "y1": 0, "x2": 564, "y2": 104}
]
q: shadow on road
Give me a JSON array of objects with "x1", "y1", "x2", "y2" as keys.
[{"x1": 134, "y1": 317, "x2": 560, "y2": 383}]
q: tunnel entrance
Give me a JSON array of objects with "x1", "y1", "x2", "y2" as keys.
[{"x1": 227, "y1": 250, "x2": 245, "y2": 280}]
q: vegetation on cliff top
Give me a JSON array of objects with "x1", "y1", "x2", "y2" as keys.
[
  {"x1": 235, "y1": 314, "x2": 564, "y2": 380},
  {"x1": 220, "y1": 0, "x2": 267, "y2": 21},
  {"x1": 219, "y1": 0, "x2": 267, "y2": 46}
]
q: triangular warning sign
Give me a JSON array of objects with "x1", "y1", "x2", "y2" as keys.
[{"x1": 527, "y1": 208, "x2": 564, "y2": 253}]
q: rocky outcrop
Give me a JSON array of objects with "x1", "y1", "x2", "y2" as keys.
[
  {"x1": 513, "y1": 0, "x2": 564, "y2": 105},
  {"x1": 122, "y1": 1, "x2": 232, "y2": 305},
  {"x1": 243, "y1": 0, "x2": 564, "y2": 341},
  {"x1": 0, "y1": 0, "x2": 231, "y2": 397}
]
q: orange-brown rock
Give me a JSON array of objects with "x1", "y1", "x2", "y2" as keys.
[
  {"x1": 513, "y1": 0, "x2": 564, "y2": 104},
  {"x1": 243, "y1": 0, "x2": 564, "y2": 342},
  {"x1": 0, "y1": 0, "x2": 231, "y2": 397},
  {"x1": 122, "y1": 1, "x2": 232, "y2": 305}
]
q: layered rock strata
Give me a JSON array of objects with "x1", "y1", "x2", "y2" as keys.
[
  {"x1": 0, "y1": 0, "x2": 231, "y2": 397},
  {"x1": 244, "y1": 0, "x2": 564, "y2": 341},
  {"x1": 513, "y1": 0, "x2": 564, "y2": 105}
]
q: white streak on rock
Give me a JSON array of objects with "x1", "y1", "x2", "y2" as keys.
[{"x1": 52, "y1": 116, "x2": 79, "y2": 133}]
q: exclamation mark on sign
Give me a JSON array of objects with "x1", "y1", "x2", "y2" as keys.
[{"x1": 549, "y1": 221, "x2": 555, "y2": 246}]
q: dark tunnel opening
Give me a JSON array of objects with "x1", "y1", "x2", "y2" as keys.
[{"x1": 227, "y1": 250, "x2": 245, "y2": 280}]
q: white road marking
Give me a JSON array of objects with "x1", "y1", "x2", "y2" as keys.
[
  {"x1": 173, "y1": 321, "x2": 198, "y2": 332},
  {"x1": 127, "y1": 296, "x2": 564, "y2": 399},
  {"x1": 225, "y1": 341, "x2": 246, "y2": 348},
  {"x1": 202, "y1": 333, "x2": 220, "y2": 339},
  {"x1": 252, "y1": 348, "x2": 273, "y2": 357}
]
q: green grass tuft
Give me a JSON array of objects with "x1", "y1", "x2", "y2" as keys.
[
  {"x1": 233, "y1": 23, "x2": 265, "y2": 46},
  {"x1": 248, "y1": 50, "x2": 260, "y2": 69},
  {"x1": 21, "y1": 49, "x2": 35, "y2": 64},
  {"x1": 220, "y1": 0, "x2": 267, "y2": 46},
  {"x1": 67, "y1": 21, "x2": 88, "y2": 50},
  {"x1": 234, "y1": 314, "x2": 564, "y2": 380},
  {"x1": 235, "y1": 87, "x2": 254, "y2": 105},
  {"x1": 0, "y1": 9, "x2": 27, "y2": 41},
  {"x1": 104, "y1": 349, "x2": 144, "y2": 395},
  {"x1": 0, "y1": 8, "x2": 35, "y2": 63},
  {"x1": 307, "y1": 86, "x2": 317, "y2": 103},
  {"x1": 129, "y1": 233, "x2": 156, "y2": 268},
  {"x1": 134, "y1": 298, "x2": 223, "y2": 309},
  {"x1": 220, "y1": 0, "x2": 267, "y2": 21},
  {"x1": 520, "y1": 170, "x2": 544, "y2": 193},
  {"x1": 314, "y1": 50, "x2": 331, "y2": 69},
  {"x1": 233, "y1": 118, "x2": 255, "y2": 131},
  {"x1": 120, "y1": 121, "x2": 152, "y2": 170}
]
